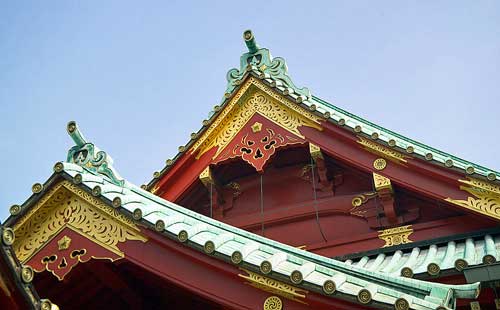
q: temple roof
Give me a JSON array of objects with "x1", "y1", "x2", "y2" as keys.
[
  {"x1": 5, "y1": 123, "x2": 481, "y2": 310},
  {"x1": 341, "y1": 232, "x2": 500, "y2": 279},
  {"x1": 146, "y1": 30, "x2": 499, "y2": 189}
]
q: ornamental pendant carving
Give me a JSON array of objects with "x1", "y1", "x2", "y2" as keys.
[
  {"x1": 445, "y1": 178, "x2": 500, "y2": 221},
  {"x1": 12, "y1": 180, "x2": 147, "y2": 280},
  {"x1": 214, "y1": 114, "x2": 304, "y2": 171}
]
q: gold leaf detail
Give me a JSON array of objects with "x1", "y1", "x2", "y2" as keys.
[
  {"x1": 358, "y1": 137, "x2": 407, "y2": 164},
  {"x1": 445, "y1": 178, "x2": 500, "y2": 220},
  {"x1": 191, "y1": 77, "x2": 322, "y2": 159},
  {"x1": 378, "y1": 225, "x2": 413, "y2": 247},
  {"x1": 12, "y1": 180, "x2": 146, "y2": 263},
  {"x1": 238, "y1": 268, "x2": 308, "y2": 304}
]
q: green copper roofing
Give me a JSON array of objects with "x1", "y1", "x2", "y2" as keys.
[
  {"x1": 6, "y1": 124, "x2": 482, "y2": 310},
  {"x1": 344, "y1": 234, "x2": 500, "y2": 278},
  {"x1": 147, "y1": 30, "x2": 499, "y2": 188}
]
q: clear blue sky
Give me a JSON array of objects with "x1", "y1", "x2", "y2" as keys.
[{"x1": 1, "y1": 1, "x2": 499, "y2": 221}]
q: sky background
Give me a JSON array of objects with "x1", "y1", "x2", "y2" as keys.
[{"x1": 1, "y1": 1, "x2": 499, "y2": 221}]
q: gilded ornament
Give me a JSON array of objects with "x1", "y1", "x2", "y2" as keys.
[
  {"x1": 263, "y1": 296, "x2": 282, "y2": 310},
  {"x1": 2, "y1": 228, "x2": 15, "y2": 246},
  {"x1": 358, "y1": 137, "x2": 407, "y2": 164},
  {"x1": 425, "y1": 153, "x2": 433, "y2": 161},
  {"x1": 112, "y1": 197, "x2": 122, "y2": 208},
  {"x1": 322, "y1": 280, "x2": 336, "y2": 294},
  {"x1": 251, "y1": 121, "x2": 263, "y2": 133},
  {"x1": 260, "y1": 260, "x2": 272, "y2": 274},
  {"x1": 445, "y1": 159, "x2": 454, "y2": 167},
  {"x1": 178, "y1": 230, "x2": 188, "y2": 242},
  {"x1": 388, "y1": 139, "x2": 396, "y2": 147},
  {"x1": 406, "y1": 146, "x2": 414, "y2": 154},
  {"x1": 57, "y1": 236, "x2": 71, "y2": 251},
  {"x1": 373, "y1": 173, "x2": 392, "y2": 192},
  {"x1": 378, "y1": 225, "x2": 413, "y2": 247},
  {"x1": 73, "y1": 174, "x2": 82, "y2": 184},
  {"x1": 309, "y1": 104, "x2": 316, "y2": 111},
  {"x1": 400, "y1": 267, "x2": 413, "y2": 278},
  {"x1": 466, "y1": 166, "x2": 475, "y2": 175},
  {"x1": 204, "y1": 241, "x2": 215, "y2": 254},
  {"x1": 323, "y1": 111, "x2": 330, "y2": 119},
  {"x1": 32, "y1": 183, "x2": 43, "y2": 194},
  {"x1": 153, "y1": 171, "x2": 160, "y2": 178},
  {"x1": 470, "y1": 301, "x2": 480, "y2": 310},
  {"x1": 290, "y1": 270, "x2": 303, "y2": 285},
  {"x1": 487, "y1": 173, "x2": 497, "y2": 181},
  {"x1": 238, "y1": 269, "x2": 308, "y2": 303},
  {"x1": 199, "y1": 166, "x2": 214, "y2": 187},
  {"x1": 21, "y1": 265, "x2": 34, "y2": 283},
  {"x1": 165, "y1": 159, "x2": 173, "y2": 166},
  {"x1": 427, "y1": 263, "x2": 440, "y2": 276},
  {"x1": 178, "y1": 145, "x2": 186, "y2": 152},
  {"x1": 231, "y1": 251, "x2": 243, "y2": 264},
  {"x1": 351, "y1": 192, "x2": 377, "y2": 208},
  {"x1": 483, "y1": 254, "x2": 496, "y2": 264},
  {"x1": 92, "y1": 185, "x2": 101, "y2": 196},
  {"x1": 357, "y1": 289, "x2": 372, "y2": 304},
  {"x1": 338, "y1": 118, "x2": 345, "y2": 126},
  {"x1": 371, "y1": 132, "x2": 379, "y2": 139},
  {"x1": 373, "y1": 158, "x2": 387, "y2": 171},
  {"x1": 445, "y1": 178, "x2": 500, "y2": 221},
  {"x1": 454, "y1": 259, "x2": 468, "y2": 271},
  {"x1": 394, "y1": 298, "x2": 410, "y2": 310},
  {"x1": 155, "y1": 220, "x2": 165, "y2": 232},
  {"x1": 12, "y1": 180, "x2": 146, "y2": 263},
  {"x1": 190, "y1": 77, "x2": 322, "y2": 160},
  {"x1": 309, "y1": 143, "x2": 323, "y2": 161},
  {"x1": 53, "y1": 162, "x2": 64, "y2": 173},
  {"x1": 133, "y1": 208, "x2": 143, "y2": 220},
  {"x1": 40, "y1": 299, "x2": 54, "y2": 310},
  {"x1": 9, "y1": 205, "x2": 21, "y2": 216},
  {"x1": 354, "y1": 125, "x2": 362, "y2": 133}
]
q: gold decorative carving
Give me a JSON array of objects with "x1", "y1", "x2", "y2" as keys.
[
  {"x1": 373, "y1": 173, "x2": 392, "y2": 192},
  {"x1": 12, "y1": 180, "x2": 147, "y2": 263},
  {"x1": 251, "y1": 121, "x2": 263, "y2": 133},
  {"x1": 238, "y1": 268, "x2": 308, "y2": 304},
  {"x1": 199, "y1": 166, "x2": 214, "y2": 187},
  {"x1": 470, "y1": 301, "x2": 480, "y2": 310},
  {"x1": 358, "y1": 137, "x2": 407, "y2": 164},
  {"x1": 309, "y1": 143, "x2": 323, "y2": 161},
  {"x1": 378, "y1": 225, "x2": 413, "y2": 247},
  {"x1": 445, "y1": 178, "x2": 500, "y2": 221},
  {"x1": 351, "y1": 192, "x2": 377, "y2": 207},
  {"x1": 191, "y1": 77, "x2": 322, "y2": 159},
  {"x1": 57, "y1": 236, "x2": 71, "y2": 251},
  {"x1": 263, "y1": 296, "x2": 283, "y2": 310},
  {"x1": 373, "y1": 158, "x2": 387, "y2": 171}
]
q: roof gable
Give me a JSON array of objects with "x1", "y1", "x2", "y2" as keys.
[{"x1": 2, "y1": 123, "x2": 482, "y2": 310}]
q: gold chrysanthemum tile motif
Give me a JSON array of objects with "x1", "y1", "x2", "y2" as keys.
[
  {"x1": 12, "y1": 180, "x2": 147, "y2": 263},
  {"x1": 445, "y1": 178, "x2": 500, "y2": 220},
  {"x1": 191, "y1": 77, "x2": 322, "y2": 159}
]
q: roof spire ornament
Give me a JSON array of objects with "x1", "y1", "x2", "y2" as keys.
[
  {"x1": 224, "y1": 30, "x2": 311, "y2": 102},
  {"x1": 66, "y1": 121, "x2": 124, "y2": 186}
]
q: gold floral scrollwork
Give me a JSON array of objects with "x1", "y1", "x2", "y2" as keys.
[
  {"x1": 357, "y1": 137, "x2": 407, "y2": 164},
  {"x1": 238, "y1": 268, "x2": 308, "y2": 304},
  {"x1": 373, "y1": 173, "x2": 392, "y2": 192},
  {"x1": 445, "y1": 178, "x2": 500, "y2": 221},
  {"x1": 378, "y1": 225, "x2": 413, "y2": 247},
  {"x1": 12, "y1": 180, "x2": 147, "y2": 263},
  {"x1": 191, "y1": 77, "x2": 322, "y2": 159},
  {"x1": 263, "y1": 296, "x2": 283, "y2": 310}
]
